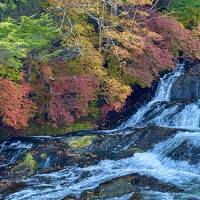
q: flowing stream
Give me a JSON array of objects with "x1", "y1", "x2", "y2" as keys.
[{"x1": 1, "y1": 63, "x2": 200, "y2": 200}]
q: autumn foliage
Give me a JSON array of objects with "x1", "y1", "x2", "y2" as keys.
[
  {"x1": 147, "y1": 15, "x2": 200, "y2": 60},
  {"x1": 0, "y1": 79, "x2": 35, "y2": 129},
  {"x1": 49, "y1": 75, "x2": 97, "y2": 126},
  {"x1": 0, "y1": 0, "x2": 200, "y2": 132}
]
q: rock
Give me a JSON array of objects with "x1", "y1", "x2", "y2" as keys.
[
  {"x1": 187, "y1": 64, "x2": 200, "y2": 76},
  {"x1": 170, "y1": 64, "x2": 200, "y2": 102},
  {"x1": 0, "y1": 181, "x2": 26, "y2": 198},
  {"x1": 67, "y1": 136, "x2": 97, "y2": 149},
  {"x1": 166, "y1": 140, "x2": 200, "y2": 165},
  {"x1": 140, "y1": 101, "x2": 185, "y2": 124},
  {"x1": 78, "y1": 173, "x2": 183, "y2": 200},
  {"x1": 0, "y1": 126, "x2": 179, "y2": 180},
  {"x1": 11, "y1": 153, "x2": 38, "y2": 178}
]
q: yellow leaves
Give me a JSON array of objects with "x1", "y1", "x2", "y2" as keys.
[
  {"x1": 116, "y1": 0, "x2": 153, "y2": 5},
  {"x1": 134, "y1": 10, "x2": 150, "y2": 17},
  {"x1": 39, "y1": 64, "x2": 54, "y2": 80},
  {"x1": 193, "y1": 24, "x2": 200, "y2": 39},
  {"x1": 106, "y1": 29, "x2": 145, "y2": 56},
  {"x1": 100, "y1": 77, "x2": 131, "y2": 108},
  {"x1": 126, "y1": 0, "x2": 153, "y2": 5},
  {"x1": 73, "y1": 23, "x2": 93, "y2": 37},
  {"x1": 112, "y1": 46, "x2": 131, "y2": 59},
  {"x1": 45, "y1": 0, "x2": 159, "y2": 112}
]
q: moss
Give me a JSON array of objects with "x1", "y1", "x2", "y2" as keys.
[
  {"x1": 166, "y1": 0, "x2": 200, "y2": 28},
  {"x1": 22, "y1": 121, "x2": 94, "y2": 136},
  {"x1": 12, "y1": 153, "x2": 38, "y2": 176},
  {"x1": 83, "y1": 176, "x2": 134, "y2": 199},
  {"x1": 127, "y1": 147, "x2": 143, "y2": 154},
  {"x1": 69, "y1": 121, "x2": 93, "y2": 132},
  {"x1": 88, "y1": 100, "x2": 102, "y2": 119},
  {"x1": 40, "y1": 153, "x2": 47, "y2": 159},
  {"x1": 68, "y1": 135, "x2": 96, "y2": 149}
]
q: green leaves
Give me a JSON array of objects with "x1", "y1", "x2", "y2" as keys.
[
  {"x1": 13, "y1": 15, "x2": 58, "y2": 50},
  {"x1": 0, "y1": 15, "x2": 59, "y2": 80},
  {"x1": 167, "y1": 0, "x2": 200, "y2": 28}
]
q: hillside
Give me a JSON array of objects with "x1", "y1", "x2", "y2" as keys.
[{"x1": 0, "y1": 0, "x2": 200, "y2": 137}]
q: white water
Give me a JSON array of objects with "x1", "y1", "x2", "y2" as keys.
[
  {"x1": 120, "y1": 63, "x2": 200, "y2": 129},
  {"x1": 4, "y1": 63, "x2": 200, "y2": 200},
  {"x1": 0, "y1": 140, "x2": 33, "y2": 168},
  {"x1": 5, "y1": 132, "x2": 200, "y2": 200}
]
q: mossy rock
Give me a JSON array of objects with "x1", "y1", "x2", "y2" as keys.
[
  {"x1": 81, "y1": 175, "x2": 143, "y2": 200},
  {"x1": 12, "y1": 153, "x2": 38, "y2": 177},
  {"x1": 67, "y1": 136, "x2": 96, "y2": 149},
  {"x1": 23, "y1": 121, "x2": 93, "y2": 136},
  {"x1": 40, "y1": 153, "x2": 47, "y2": 160},
  {"x1": 127, "y1": 147, "x2": 143, "y2": 154}
]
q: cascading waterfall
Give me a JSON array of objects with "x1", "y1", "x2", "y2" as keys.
[
  {"x1": 121, "y1": 63, "x2": 200, "y2": 129},
  {"x1": 119, "y1": 63, "x2": 185, "y2": 128},
  {"x1": 2, "y1": 63, "x2": 200, "y2": 200}
]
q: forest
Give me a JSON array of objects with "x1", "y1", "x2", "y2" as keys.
[
  {"x1": 0, "y1": 0, "x2": 200, "y2": 137},
  {"x1": 1, "y1": 1, "x2": 200, "y2": 200}
]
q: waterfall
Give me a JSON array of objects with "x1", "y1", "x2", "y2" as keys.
[{"x1": 120, "y1": 63, "x2": 200, "y2": 129}]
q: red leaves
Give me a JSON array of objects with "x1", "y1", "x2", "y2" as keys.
[
  {"x1": 0, "y1": 79, "x2": 35, "y2": 129},
  {"x1": 100, "y1": 104, "x2": 114, "y2": 117},
  {"x1": 146, "y1": 15, "x2": 200, "y2": 60},
  {"x1": 49, "y1": 75, "x2": 97, "y2": 126},
  {"x1": 125, "y1": 14, "x2": 200, "y2": 87}
]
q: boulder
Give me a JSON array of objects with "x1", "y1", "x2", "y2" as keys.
[{"x1": 78, "y1": 173, "x2": 183, "y2": 200}]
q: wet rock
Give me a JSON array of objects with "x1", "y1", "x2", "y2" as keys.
[
  {"x1": 170, "y1": 64, "x2": 200, "y2": 102},
  {"x1": 67, "y1": 136, "x2": 97, "y2": 149},
  {"x1": 140, "y1": 101, "x2": 185, "y2": 124},
  {"x1": 187, "y1": 64, "x2": 200, "y2": 76},
  {"x1": 0, "y1": 126, "x2": 179, "y2": 180},
  {"x1": 0, "y1": 181, "x2": 26, "y2": 198},
  {"x1": 10, "y1": 153, "x2": 38, "y2": 179},
  {"x1": 166, "y1": 140, "x2": 200, "y2": 165},
  {"x1": 78, "y1": 173, "x2": 183, "y2": 200}
]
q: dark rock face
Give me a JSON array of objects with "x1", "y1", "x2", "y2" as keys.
[
  {"x1": 170, "y1": 64, "x2": 200, "y2": 102},
  {"x1": 0, "y1": 181, "x2": 26, "y2": 199},
  {"x1": 166, "y1": 140, "x2": 200, "y2": 165},
  {"x1": 101, "y1": 84, "x2": 157, "y2": 129}
]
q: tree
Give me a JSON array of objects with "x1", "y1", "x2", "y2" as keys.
[
  {"x1": 167, "y1": 0, "x2": 200, "y2": 29},
  {"x1": 0, "y1": 0, "x2": 42, "y2": 21},
  {"x1": 0, "y1": 14, "x2": 58, "y2": 80}
]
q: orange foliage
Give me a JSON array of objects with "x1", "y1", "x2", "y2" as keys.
[{"x1": 0, "y1": 79, "x2": 35, "y2": 129}]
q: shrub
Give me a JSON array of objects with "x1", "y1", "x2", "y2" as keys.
[
  {"x1": 0, "y1": 79, "x2": 35, "y2": 129},
  {"x1": 49, "y1": 75, "x2": 97, "y2": 126},
  {"x1": 147, "y1": 15, "x2": 200, "y2": 60}
]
